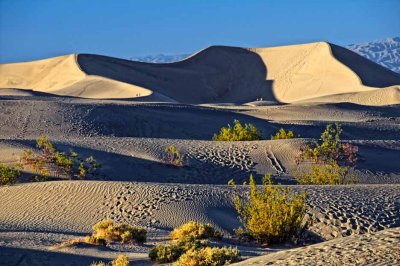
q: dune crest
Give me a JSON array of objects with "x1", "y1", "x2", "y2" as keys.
[{"x1": 1, "y1": 42, "x2": 400, "y2": 105}]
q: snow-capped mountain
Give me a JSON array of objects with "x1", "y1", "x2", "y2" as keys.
[
  {"x1": 346, "y1": 37, "x2": 400, "y2": 74},
  {"x1": 129, "y1": 54, "x2": 189, "y2": 63},
  {"x1": 130, "y1": 37, "x2": 400, "y2": 74}
]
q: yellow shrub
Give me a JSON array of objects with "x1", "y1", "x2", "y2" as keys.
[
  {"x1": 271, "y1": 128, "x2": 297, "y2": 140},
  {"x1": 111, "y1": 255, "x2": 129, "y2": 266},
  {"x1": 295, "y1": 161, "x2": 353, "y2": 185},
  {"x1": 230, "y1": 175, "x2": 307, "y2": 244},
  {"x1": 90, "y1": 255, "x2": 129, "y2": 266},
  {"x1": 92, "y1": 219, "x2": 147, "y2": 244},
  {"x1": 163, "y1": 145, "x2": 184, "y2": 167},
  {"x1": 170, "y1": 221, "x2": 222, "y2": 242},
  {"x1": 173, "y1": 246, "x2": 240, "y2": 266},
  {"x1": 213, "y1": 120, "x2": 262, "y2": 141}
]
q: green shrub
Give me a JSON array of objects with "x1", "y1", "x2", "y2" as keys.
[
  {"x1": 92, "y1": 219, "x2": 147, "y2": 244},
  {"x1": 298, "y1": 123, "x2": 358, "y2": 166},
  {"x1": 271, "y1": 128, "x2": 298, "y2": 140},
  {"x1": 173, "y1": 246, "x2": 240, "y2": 266},
  {"x1": 163, "y1": 145, "x2": 184, "y2": 167},
  {"x1": 213, "y1": 120, "x2": 262, "y2": 141},
  {"x1": 229, "y1": 175, "x2": 307, "y2": 244},
  {"x1": 296, "y1": 123, "x2": 359, "y2": 185},
  {"x1": 170, "y1": 221, "x2": 222, "y2": 242},
  {"x1": 21, "y1": 135, "x2": 102, "y2": 181},
  {"x1": 0, "y1": 164, "x2": 21, "y2": 185},
  {"x1": 295, "y1": 161, "x2": 354, "y2": 185}
]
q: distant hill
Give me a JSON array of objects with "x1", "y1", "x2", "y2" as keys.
[{"x1": 346, "y1": 37, "x2": 400, "y2": 74}]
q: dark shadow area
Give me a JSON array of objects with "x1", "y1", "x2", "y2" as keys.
[
  {"x1": 329, "y1": 43, "x2": 400, "y2": 87},
  {"x1": 0, "y1": 246, "x2": 149, "y2": 266},
  {"x1": 78, "y1": 46, "x2": 276, "y2": 104}
]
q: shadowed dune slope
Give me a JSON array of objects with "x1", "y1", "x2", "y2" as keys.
[
  {"x1": 1, "y1": 42, "x2": 400, "y2": 104},
  {"x1": 77, "y1": 46, "x2": 273, "y2": 104}
]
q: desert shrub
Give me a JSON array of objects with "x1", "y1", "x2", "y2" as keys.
[
  {"x1": 295, "y1": 161, "x2": 355, "y2": 185},
  {"x1": 174, "y1": 246, "x2": 240, "y2": 266},
  {"x1": 298, "y1": 123, "x2": 358, "y2": 166},
  {"x1": 92, "y1": 219, "x2": 147, "y2": 244},
  {"x1": 229, "y1": 175, "x2": 307, "y2": 244},
  {"x1": 213, "y1": 120, "x2": 262, "y2": 141},
  {"x1": 90, "y1": 255, "x2": 130, "y2": 266},
  {"x1": 170, "y1": 221, "x2": 222, "y2": 242},
  {"x1": 271, "y1": 128, "x2": 298, "y2": 140},
  {"x1": 163, "y1": 145, "x2": 184, "y2": 167},
  {"x1": 149, "y1": 243, "x2": 185, "y2": 263},
  {"x1": 111, "y1": 255, "x2": 130, "y2": 266},
  {"x1": 0, "y1": 164, "x2": 21, "y2": 185},
  {"x1": 21, "y1": 135, "x2": 102, "y2": 181},
  {"x1": 296, "y1": 123, "x2": 359, "y2": 185}
]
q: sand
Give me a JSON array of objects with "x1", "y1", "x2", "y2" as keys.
[
  {"x1": 0, "y1": 41, "x2": 399, "y2": 265},
  {"x1": 1, "y1": 42, "x2": 400, "y2": 105}
]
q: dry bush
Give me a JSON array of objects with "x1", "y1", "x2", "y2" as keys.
[
  {"x1": 149, "y1": 221, "x2": 223, "y2": 264},
  {"x1": 90, "y1": 255, "x2": 130, "y2": 266},
  {"x1": 173, "y1": 246, "x2": 240, "y2": 266},
  {"x1": 213, "y1": 120, "x2": 262, "y2": 141},
  {"x1": 163, "y1": 145, "x2": 184, "y2": 167},
  {"x1": 229, "y1": 175, "x2": 307, "y2": 244},
  {"x1": 92, "y1": 219, "x2": 147, "y2": 244},
  {"x1": 271, "y1": 128, "x2": 298, "y2": 140},
  {"x1": 170, "y1": 221, "x2": 222, "y2": 242},
  {"x1": 149, "y1": 243, "x2": 185, "y2": 263},
  {"x1": 0, "y1": 164, "x2": 21, "y2": 186}
]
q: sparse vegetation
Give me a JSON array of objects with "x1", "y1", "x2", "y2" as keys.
[
  {"x1": 0, "y1": 164, "x2": 21, "y2": 186},
  {"x1": 296, "y1": 123, "x2": 359, "y2": 185},
  {"x1": 213, "y1": 120, "x2": 262, "y2": 141},
  {"x1": 92, "y1": 219, "x2": 147, "y2": 244},
  {"x1": 163, "y1": 145, "x2": 184, "y2": 167},
  {"x1": 90, "y1": 255, "x2": 130, "y2": 266},
  {"x1": 229, "y1": 175, "x2": 307, "y2": 244},
  {"x1": 170, "y1": 221, "x2": 222, "y2": 242},
  {"x1": 149, "y1": 221, "x2": 237, "y2": 265},
  {"x1": 271, "y1": 128, "x2": 298, "y2": 140},
  {"x1": 298, "y1": 123, "x2": 358, "y2": 166},
  {"x1": 21, "y1": 134, "x2": 102, "y2": 181},
  {"x1": 295, "y1": 161, "x2": 353, "y2": 185},
  {"x1": 174, "y1": 246, "x2": 240, "y2": 266},
  {"x1": 149, "y1": 243, "x2": 186, "y2": 263},
  {"x1": 55, "y1": 219, "x2": 146, "y2": 250}
]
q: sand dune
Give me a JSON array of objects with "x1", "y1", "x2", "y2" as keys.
[
  {"x1": 233, "y1": 227, "x2": 400, "y2": 265},
  {"x1": 1, "y1": 41, "x2": 400, "y2": 265},
  {"x1": 1, "y1": 42, "x2": 399, "y2": 104}
]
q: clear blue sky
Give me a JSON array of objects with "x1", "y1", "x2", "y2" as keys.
[{"x1": 0, "y1": 0, "x2": 399, "y2": 63}]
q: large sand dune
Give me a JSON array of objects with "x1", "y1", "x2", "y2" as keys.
[{"x1": 1, "y1": 42, "x2": 400, "y2": 105}]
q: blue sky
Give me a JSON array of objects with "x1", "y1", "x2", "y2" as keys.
[{"x1": 0, "y1": 0, "x2": 399, "y2": 63}]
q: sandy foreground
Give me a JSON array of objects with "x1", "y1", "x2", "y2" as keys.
[{"x1": 0, "y1": 42, "x2": 400, "y2": 265}]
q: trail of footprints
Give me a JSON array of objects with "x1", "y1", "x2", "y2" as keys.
[{"x1": 101, "y1": 183, "x2": 208, "y2": 227}]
